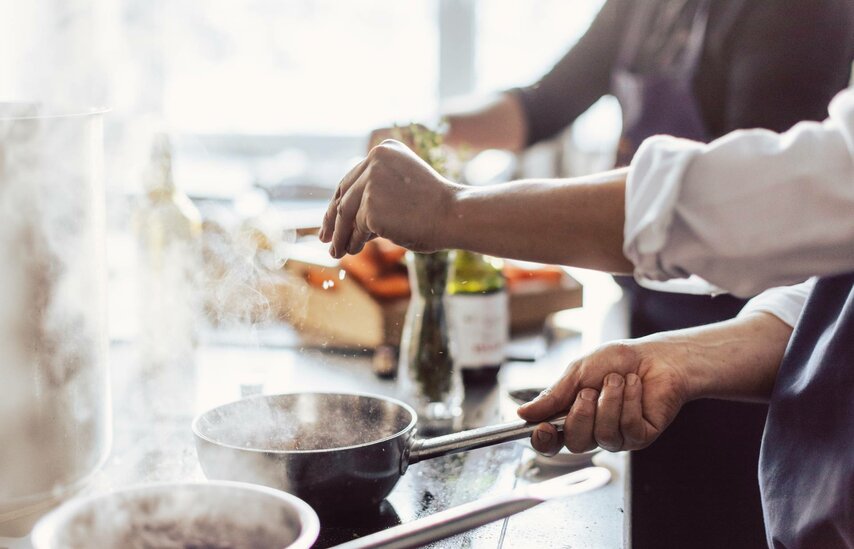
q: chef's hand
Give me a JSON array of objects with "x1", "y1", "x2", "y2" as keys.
[
  {"x1": 517, "y1": 341, "x2": 691, "y2": 455},
  {"x1": 319, "y1": 140, "x2": 461, "y2": 258}
]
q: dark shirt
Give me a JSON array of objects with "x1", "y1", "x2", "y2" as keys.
[{"x1": 515, "y1": 0, "x2": 854, "y2": 145}]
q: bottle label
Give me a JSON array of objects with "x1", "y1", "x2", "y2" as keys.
[{"x1": 447, "y1": 291, "x2": 508, "y2": 369}]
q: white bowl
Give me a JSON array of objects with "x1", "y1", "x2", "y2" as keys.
[
  {"x1": 518, "y1": 439, "x2": 600, "y2": 468},
  {"x1": 31, "y1": 481, "x2": 319, "y2": 549}
]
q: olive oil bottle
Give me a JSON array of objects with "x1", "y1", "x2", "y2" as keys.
[
  {"x1": 135, "y1": 134, "x2": 202, "y2": 419},
  {"x1": 447, "y1": 250, "x2": 508, "y2": 384}
]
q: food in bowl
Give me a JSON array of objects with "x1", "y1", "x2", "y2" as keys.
[{"x1": 31, "y1": 481, "x2": 318, "y2": 549}]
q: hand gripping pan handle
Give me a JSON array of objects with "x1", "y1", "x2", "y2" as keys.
[{"x1": 333, "y1": 466, "x2": 611, "y2": 549}]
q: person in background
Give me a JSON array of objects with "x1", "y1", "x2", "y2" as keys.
[
  {"x1": 370, "y1": 1, "x2": 854, "y2": 545},
  {"x1": 320, "y1": 84, "x2": 854, "y2": 548}
]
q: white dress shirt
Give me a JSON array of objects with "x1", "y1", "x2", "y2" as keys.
[{"x1": 623, "y1": 87, "x2": 854, "y2": 327}]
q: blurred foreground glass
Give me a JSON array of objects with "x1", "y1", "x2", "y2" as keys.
[{"x1": 0, "y1": 105, "x2": 109, "y2": 536}]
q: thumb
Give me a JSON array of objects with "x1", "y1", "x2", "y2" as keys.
[{"x1": 517, "y1": 379, "x2": 578, "y2": 422}]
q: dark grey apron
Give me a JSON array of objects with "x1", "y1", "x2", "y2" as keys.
[
  {"x1": 611, "y1": 2, "x2": 768, "y2": 548},
  {"x1": 760, "y1": 272, "x2": 854, "y2": 548}
]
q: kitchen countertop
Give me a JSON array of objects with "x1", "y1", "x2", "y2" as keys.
[
  {"x1": 105, "y1": 331, "x2": 625, "y2": 548},
  {"x1": 3, "y1": 276, "x2": 630, "y2": 549}
]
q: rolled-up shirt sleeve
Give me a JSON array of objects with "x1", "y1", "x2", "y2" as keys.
[
  {"x1": 737, "y1": 279, "x2": 815, "y2": 329},
  {"x1": 624, "y1": 87, "x2": 854, "y2": 298}
]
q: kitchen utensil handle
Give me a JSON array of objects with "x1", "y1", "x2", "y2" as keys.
[
  {"x1": 407, "y1": 415, "x2": 566, "y2": 465},
  {"x1": 333, "y1": 466, "x2": 610, "y2": 549},
  {"x1": 335, "y1": 494, "x2": 536, "y2": 549}
]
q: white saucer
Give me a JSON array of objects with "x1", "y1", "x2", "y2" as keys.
[
  {"x1": 507, "y1": 388, "x2": 601, "y2": 467},
  {"x1": 518, "y1": 439, "x2": 600, "y2": 468}
]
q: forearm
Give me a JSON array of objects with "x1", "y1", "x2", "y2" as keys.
[
  {"x1": 442, "y1": 93, "x2": 528, "y2": 152},
  {"x1": 643, "y1": 312, "x2": 793, "y2": 403},
  {"x1": 442, "y1": 168, "x2": 632, "y2": 272}
]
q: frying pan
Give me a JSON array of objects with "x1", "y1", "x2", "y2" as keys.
[{"x1": 192, "y1": 392, "x2": 566, "y2": 511}]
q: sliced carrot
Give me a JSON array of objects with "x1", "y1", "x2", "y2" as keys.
[
  {"x1": 374, "y1": 239, "x2": 407, "y2": 266},
  {"x1": 363, "y1": 273, "x2": 410, "y2": 299},
  {"x1": 304, "y1": 267, "x2": 338, "y2": 290},
  {"x1": 340, "y1": 252, "x2": 382, "y2": 283},
  {"x1": 504, "y1": 264, "x2": 564, "y2": 290}
]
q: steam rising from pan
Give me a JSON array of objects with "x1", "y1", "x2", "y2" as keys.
[{"x1": 195, "y1": 392, "x2": 413, "y2": 452}]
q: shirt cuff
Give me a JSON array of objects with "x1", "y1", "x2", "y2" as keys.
[
  {"x1": 623, "y1": 135, "x2": 706, "y2": 283},
  {"x1": 633, "y1": 274, "x2": 724, "y2": 296},
  {"x1": 737, "y1": 279, "x2": 815, "y2": 328}
]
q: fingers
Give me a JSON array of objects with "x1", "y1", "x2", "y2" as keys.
[
  {"x1": 593, "y1": 374, "x2": 625, "y2": 451},
  {"x1": 320, "y1": 159, "x2": 367, "y2": 245},
  {"x1": 527, "y1": 373, "x2": 649, "y2": 456},
  {"x1": 319, "y1": 197, "x2": 337, "y2": 244},
  {"x1": 346, "y1": 206, "x2": 374, "y2": 255},
  {"x1": 323, "y1": 141, "x2": 404, "y2": 255},
  {"x1": 330, "y1": 177, "x2": 367, "y2": 258},
  {"x1": 517, "y1": 364, "x2": 581, "y2": 422},
  {"x1": 530, "y1": 423, "x2": 563, "y2": 456},
  {"x1": 563, "y1": 388, "x2": 599, "y2": 453},
  {"x1": 517, "y1": 342, "x2": 635, "y2": 423},
  {"x1": 518, "y1": 388, "x2": 566, "y2": 422},
  {"x1": 619, "y1": 373, "x2": 648, "y2": 449}
]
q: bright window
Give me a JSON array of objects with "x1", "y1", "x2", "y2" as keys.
[
  {"x1": 157, "y1": 0, "x2": 606, "y2": 136},
  {"x1": 475, "y1": 0, "x2": 605, "y2": 92},
  {"x1": 161, "y1": 0, "x2": 439, "y2": 134}
]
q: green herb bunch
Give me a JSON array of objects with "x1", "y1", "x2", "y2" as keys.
[{"x1": 392, "y1": 123, "x2": 447, "y2": 175}]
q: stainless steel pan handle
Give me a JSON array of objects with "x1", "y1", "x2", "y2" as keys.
[
  {"x1": 333, "y1": 466, "x2": 611, "y2": 549},
  {"x1": 406, "y1": 415, "x2": 566, "y2": 466}
]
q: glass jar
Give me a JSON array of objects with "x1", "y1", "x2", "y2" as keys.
[
  {"x1": 398, "y1": 251, "x2": 462, "y2": 434},
  {"x1": 0, "y1": 105, "x2": 109, "y2": 536}
]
